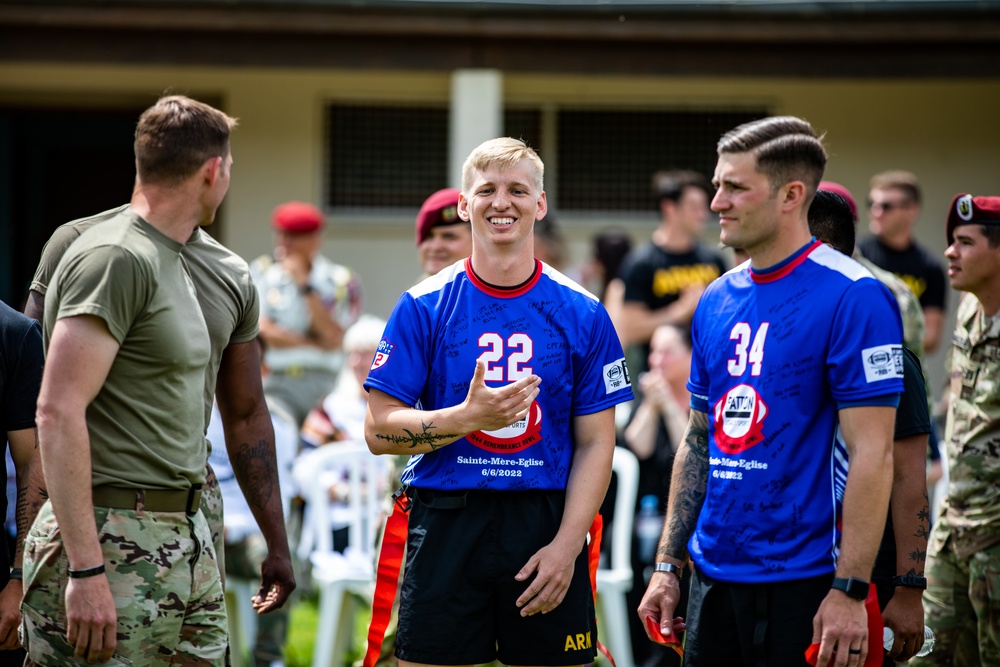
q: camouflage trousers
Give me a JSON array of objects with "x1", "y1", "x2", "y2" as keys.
[
  {"x1": 21, "y1": 500, "x2": 228, "y2": 666},
  {"x1": 913, "y1": 536, "x2": 1000, "y2": 667},
  {"x1": 202, "y1": 464, "x2": 225, "y2": 585}
]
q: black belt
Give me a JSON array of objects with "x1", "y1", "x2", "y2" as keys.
[{"x1": 92, "y1": 485, "x2": 203, "y2": 515}]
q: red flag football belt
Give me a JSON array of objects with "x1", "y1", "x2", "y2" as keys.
[{"x1": 363, "y1": 489, "x2": 617, "y2": 667}]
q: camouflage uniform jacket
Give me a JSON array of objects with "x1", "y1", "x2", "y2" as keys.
[
  {"x1": 930, "y1": 292, "x2": 1000, "y2": 558},
  {"x1": 856, "y1": 251, "x2": 926, "y2": 358}
]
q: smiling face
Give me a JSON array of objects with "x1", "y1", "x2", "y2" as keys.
[
  {"x1": 419, "y1": 223, "x2": 472, "y2": 276},
  {"x1": 458, "y1": 158, "x2": 547, "y2": 253},
  {"x1": 945, "y1": 224, "x2": 1000, "y2": 298}
]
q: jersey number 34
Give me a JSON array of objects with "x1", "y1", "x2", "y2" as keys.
[{"x1": 727, "y1": 322, "x2": 769, "y2": 377}]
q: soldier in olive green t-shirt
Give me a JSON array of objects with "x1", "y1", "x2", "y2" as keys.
[{"x1": 26, "y1": 205, "x2": 295, "y2": 617}]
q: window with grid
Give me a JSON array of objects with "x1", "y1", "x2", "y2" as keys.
[
  {"x1": 326, "y1": 104, "x2": 448, "y2": 209},
  {"x1": 326, "y1": 105, "x2": 543, "y2": 210},
  {"x1": 556, "y1": 108, "x2": 768, "y2": 212}
]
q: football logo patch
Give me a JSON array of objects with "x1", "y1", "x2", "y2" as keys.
[
  {"x1": 603, "y1": 358, "x2": 631, "y2": 394},
  {"x1": 713, "y1": 384, "x2": 768, "y2": 455},
  {"x1": 861, "y1": 344, "x2": 904, "y2": 383}
]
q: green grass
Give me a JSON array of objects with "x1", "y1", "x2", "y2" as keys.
[{"x1": 283, "y1": 592, "x2": 372, "y2": 667}]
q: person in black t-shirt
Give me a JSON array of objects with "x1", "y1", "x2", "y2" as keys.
[
  {"x1": 0, "y1": 300, "x2": 46, "y2": 659},
  {"x1": 617, "y1": 170, "x2": 727, "y2": 368},
  {"x1": 858, "y1": 170, "x2": 947, "y2": 354}
]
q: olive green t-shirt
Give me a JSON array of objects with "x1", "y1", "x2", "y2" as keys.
[
  {"x1": 44, "y1": 211, "x2": 211, "y2": 489},
  {"x1": 32, "y1": 205, "x2": 260, "y2": 450}
]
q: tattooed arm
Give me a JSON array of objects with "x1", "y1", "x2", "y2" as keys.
[
  {"x1": 216, "y1": 340, "x2": 295, "y2": 613},
  {"x1": 365, "y1": 358, "x2": 541, "y2": 455},
  {"x1": 637, "y1": 408, "x2": 709, "y2": 641},
  {"x1": 882, "y1": 431, "x2": 930, "y2": 662},
  {"x1": 0, "y1": 427, "x2": 46, "y2": 649}
]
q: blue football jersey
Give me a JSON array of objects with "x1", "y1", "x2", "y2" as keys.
[
  {"x1": 365, "y1": 258, "x2": 634, "y2": 491},
  {"x1": 687, "y1": 240, "x2": 904, "y2": 583}
]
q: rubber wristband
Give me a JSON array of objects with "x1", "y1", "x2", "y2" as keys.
[
  {"x1": 68, "y1": 564, "x2": 106, "y2": 579},
  {"x1": 8, "y1": 568, "x2": 21, "y2": 581}
]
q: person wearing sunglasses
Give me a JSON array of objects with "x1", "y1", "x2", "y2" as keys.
[{"x1": 857, "y1": 171, "x2": 947, "y2": 354}]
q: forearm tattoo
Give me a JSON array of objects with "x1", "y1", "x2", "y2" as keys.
[
  {"x1": 658, "y1": 410, "x2": 710, "y2": 560},
  {"x1": 374, "y1": 420, "x2": 458, "y2": 450},
  {"x1": 906, "y1": 490, "x2": 931, "y2": 573},
  {"x1": 232, "y1": 439, "x2": 278, "y2": 510}
]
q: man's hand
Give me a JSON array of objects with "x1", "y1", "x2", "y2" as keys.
[
  {"x1": 514, "y1": 538, "x2": 577, "y2": 616},
  {"x1": 811, "y1": 591, "x2": 868, "y2": 667},
  {"x1": 638, "y1": 571, "x2": 685, "y2": 643},
  {"x1": 0, "y1": 580, "x2": 22, "y2": 649},
  {"x1": 881, "y1": 587, "x2": 924, "y2": 662},
  {"x1": 65, "y1": 575, "x2": 117, "y2": 664},
  {"x1": 461, "y1": 359, "x2": 541, "y2": 433},
  {"x1": 252, "y1": 551, "x2": 296, "y2": 614}
]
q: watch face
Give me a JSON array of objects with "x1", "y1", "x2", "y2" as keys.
[{"x1": 833, "y1": 577, "x2": 868, "y2": 600}]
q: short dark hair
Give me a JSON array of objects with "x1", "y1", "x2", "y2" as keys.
[
  {"x1": 135, "y1": 95, "x2": 238, "y2": 185},
  {"x1": 652, "y1": 170, "x2": 710, "y2": 207},
  {"x1": 870, "y1": 170, "x2": 922, "y2": 206},
  {"x1": 717, "y1": 116, "x2": 827, "y2": 198},
  {"x1": 808, "y1": 190, "x2": 856, "y2": 256},
  {"x1": 982, "y1": 224, "x2": 1000, "y2": 248}
]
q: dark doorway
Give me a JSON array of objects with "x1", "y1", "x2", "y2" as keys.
[{"x1": 0, "y1": 105, "x2": 143, "y2": 310}]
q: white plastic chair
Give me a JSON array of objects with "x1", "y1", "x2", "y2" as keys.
[
  {"x1": 293, "y1": 442, "x2": 385, "y2": 667},
  {"x1": 595, "y1": 446, "x2": 639, "y2": 667}
]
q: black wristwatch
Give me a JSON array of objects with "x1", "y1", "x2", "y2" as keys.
[
  {"x1": 831, "y1": 577, "x2": 869, "y2": 601},
  {"x1": 891, "y1": 574, "x2": 927, "y2": 590}
]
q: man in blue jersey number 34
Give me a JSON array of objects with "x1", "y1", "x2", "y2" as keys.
[
  {"x1": 365, "y1": 137, "x2": 634, "y2": 667},
  {"x1": 638, "y1": 116, "x2": 905, "y2": 667}
]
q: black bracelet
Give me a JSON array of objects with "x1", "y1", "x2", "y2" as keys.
[
  {"x1": 299, "y1": 283, "x2": 315, "y2": 295},
  {"x1": 8, "y1": 568, "x2": 21, "y2": 581},
  {"x1": 891, "y1": 574, "x2": 927, "y2": 590},
  {"x1": 68, "y1": 564, "x2": 106, "y2": 579}
]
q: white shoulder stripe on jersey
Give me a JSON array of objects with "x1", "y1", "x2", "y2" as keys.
[
  {"x1": 806, "y1": 243, "x2": 874, "y2": 282},
  {"x1": 540, "y1": 261, "x2": 600, "y2": 302},
  {"x1": 407, "y1": 259, "x2": 468, "y2": 299}
]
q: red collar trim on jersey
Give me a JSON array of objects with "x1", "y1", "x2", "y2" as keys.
[
  {"x1": 749, "y1": 239, "x2": 822, "y2": 284},
  {"x1": 464, "y1": 257, "x2": 542, "y2": 298}
]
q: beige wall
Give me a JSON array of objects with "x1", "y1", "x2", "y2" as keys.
[{"x1": 3, "y1": 62, "x2": 998, "y2": 393}]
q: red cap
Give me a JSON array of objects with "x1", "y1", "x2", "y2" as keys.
[
  {"x1": 818, "y1": 181, "x2": 858, "y2": 221},
  {"x1": 415, "y1": 188, "x2": 463, "y2": 246},
  {"x1": 272, "y1": 201, "x2": 324, "y2": 234},
  {"x1": 947, "y1": 193, "x2": 1000, "y2": 244}
]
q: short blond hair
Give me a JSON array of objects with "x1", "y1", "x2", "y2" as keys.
[{"x1": 461, "y1": 137, "x2": 544, "y2": 195}]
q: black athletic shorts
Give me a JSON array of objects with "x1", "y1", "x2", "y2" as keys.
[
  {"x1": 395, "y1": 488, "x2": 598, "y2": 666},
  {"x1": 685, "y1": 566, "x2": 833, "y2": 667}
]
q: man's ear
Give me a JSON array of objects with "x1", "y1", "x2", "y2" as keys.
[
  {"x1": 203, "y1": 156, "x2": 223, "y2": 186},
  {"x1": 781, "y1": 180, "x2": 807, "y2": 213},
  {"x1": 535, "y1": 192, "x2": 548, "y2": 220},
  {"x1": 457, "y1": 192, "x2": 471, "y2": 222}
]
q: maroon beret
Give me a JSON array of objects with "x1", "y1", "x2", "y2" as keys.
[
  {"x1": 947, "y1": 193, "x2": 1000, "y2": 244},
  {"x1": 415, "y1": 188, "x2": 463, "y2": 246},
  {"x1": 272, "y1": 201, "x2": 324, "y2": 234},
  {"x1": 818, "y1": 181, "x2": 858, "y2": 222}
]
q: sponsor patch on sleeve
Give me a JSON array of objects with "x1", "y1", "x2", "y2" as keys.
[
  {"x1": 603, "y1": 358, "x2": 631, "y2": 394},
  {"x1": 371, "y1": 339, "x2": 393, "y2": 371},
  {"x1": 861, "y1": 344, "x2": 904, "y2": 383}
]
